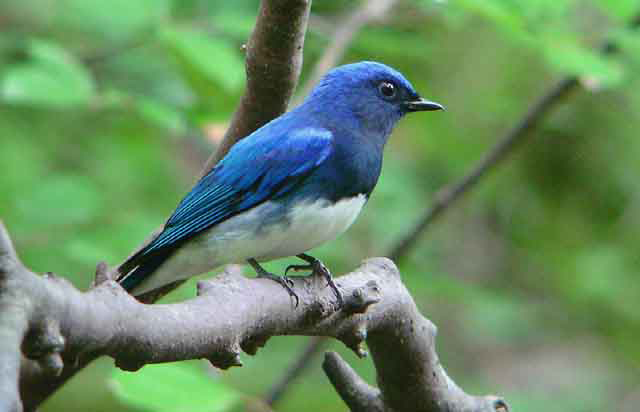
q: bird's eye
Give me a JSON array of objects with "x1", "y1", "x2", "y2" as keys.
[{"x1": 378, "y1": 81, "x2": 396, "y2": 99}]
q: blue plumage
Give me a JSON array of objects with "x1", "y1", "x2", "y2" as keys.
[{"x1": 118, "y1": 61, "x2": 443, "y2": 299}]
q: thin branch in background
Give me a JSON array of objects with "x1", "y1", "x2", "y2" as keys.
[
  {"x1": 389, "y1": 11, "x2": 640, "y2": 262},
  {"x1": 388, "y1": 76, "x2": 578, "y2": 261},
  {"x1": 295, "y1": 0, "x2": 397, "y2": 102},
  {"x1": 264, "y1": 10, "x2": 640, "y2": 407},
  {"x1": 264, "y1": 336, "x2": 327, "y2": 406}
]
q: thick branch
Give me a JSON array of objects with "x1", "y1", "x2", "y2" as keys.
[
  {"x1": 0, "y1": 227, "x2": 29, "y2": 412},
  {"x1": 0, "y1": 223, "x2": 504, "y2": 412}
]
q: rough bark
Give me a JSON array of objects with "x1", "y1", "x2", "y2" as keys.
[{"x1": 0, "y1": 222, "x2": 505, "y2": 412}]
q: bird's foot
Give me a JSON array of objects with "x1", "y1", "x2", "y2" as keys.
[
  {"x1": 285, "y1": 254, "x2": 343, "y2": 306},
  {"x1": 249, "y1": 259, "x2": 299, "y2": 307},
  {"x1": 258, "y1": 272, "x2": 299, "y2": 307}
]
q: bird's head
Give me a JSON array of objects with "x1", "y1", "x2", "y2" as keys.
[{"x1": 306, "y1": 61, "x2": 443, "y2": 142}]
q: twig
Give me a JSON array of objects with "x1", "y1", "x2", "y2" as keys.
[
  {"x1": 295, "y1": 0, "x2": 397, "y2": 102},
  {"x1": 388, "y1": 76, "x2": 578, "y2": 261},
  {"x1": 264, "y1": 336, "x2": 327, "y2": 406}
]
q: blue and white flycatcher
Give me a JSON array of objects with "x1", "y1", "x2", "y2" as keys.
[{"x1": 117, "y1": 61, "x2": 443, "y2": 305}]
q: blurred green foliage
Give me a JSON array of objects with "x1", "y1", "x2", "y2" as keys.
[
  {"x1": 1, "y1": 0, "x2": 640, "y2": 411},
  {"x1": 112, "y1": 361, "x2": 241, "y2": 412}
]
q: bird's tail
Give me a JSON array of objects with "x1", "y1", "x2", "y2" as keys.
[{"x1": 117, "y1": 248, "x2": 173, "y2": 294}]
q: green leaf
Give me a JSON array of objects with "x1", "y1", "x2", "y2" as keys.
[
  {"x1": 1, "y1": 40, "x2": 95, "y2": 107},
  {"x1": 612, "y1": 28, "x2": 640, "y2": 64},
  {"x1": 160, "y1": 27, "x2": 244, "y2": 92},
  {"x1": 447, "y1": 0, "x2": 628, "y2": 84},
  {"x1": 541, "y1": 33, "x2": 624, "y2": 87},
  {"x1": 55, "y1": 0, "x2": 170, "y2": 41},
  {"x1": 211, "y1": 11, "x2": 256, "y2": 39},
  {"x1": 102, "y1": 89, "x2": 188, "y2": 134},
  {"x1": 64, "y1": 239, "x2": 116, "y2": 267},
  {"x1": 110, "y1": 362, "x2": 240, "y2": 412},
  {"x1": 15, "y1": 175, "x2": 102, "y2": 226},
  {"x1": 594, "y1": 0, "x2": 638, "y2": 21},
  {"x1": 134, "y1": 96, "x2": 188, "y2": 134},
  {"x1": 452, "y1": 0, "x2": 530, "y2": 39}
]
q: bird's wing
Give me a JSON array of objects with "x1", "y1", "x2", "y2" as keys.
[{"x1": 119, "y1": 127, "x2": 333, "y2": 275}]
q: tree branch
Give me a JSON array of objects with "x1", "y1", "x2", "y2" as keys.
[
  {"x1": 323, "y1": 351, "x2": 384, "y2": 412},
  {"x1": 0, "y1": 222, "x2": 504, "y2": 412}
]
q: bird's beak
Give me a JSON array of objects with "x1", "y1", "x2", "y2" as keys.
[{"x1": 403, "y1": 97, "x2": 445, "y2": 112}]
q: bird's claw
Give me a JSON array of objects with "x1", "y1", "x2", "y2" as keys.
[
  {"x1": 293, "y1": 255, "x2": 343, "y2": 307},
  {"x1": 323, "y1": 272, "x2": 343, "y2": 307},
  {"x1": 281, "y1": 280, "x2": 299, "y2": 307},
  {"x1": 282, "y1": 275, "x2": 295, "y2": 288},
  {"x1": 251, "y1": 259, "x2": 299, "y2": 307}
]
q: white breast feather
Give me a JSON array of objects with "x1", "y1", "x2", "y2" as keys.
[{"x1": 261, "y1": 194, "x2": 367, "y2": 260}]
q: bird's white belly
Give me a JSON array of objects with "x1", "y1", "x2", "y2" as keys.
[
  {"x1": 253, "y1": 194, "x2": 367, "y2": 261},
  {"x1": 202, "y1": 194, "x2": 367, "y2": 263},
  {"x1": 148, "y1": 194, "x2": 367, "y2": 291}
]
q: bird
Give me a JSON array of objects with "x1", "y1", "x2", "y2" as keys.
[{"x1": 117, "y1": 61, "x2": 443, "y2": 305}]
